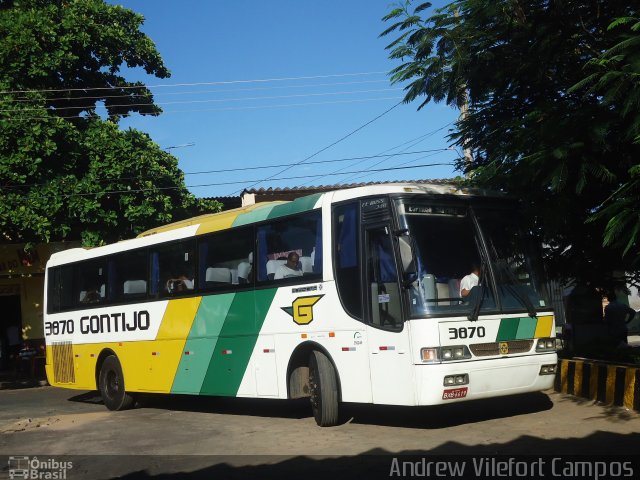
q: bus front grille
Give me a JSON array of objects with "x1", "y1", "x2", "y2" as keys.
[
  {"x1": 52, "y1": 341, "x2": 75, "y2": 384},
  {"x1": 469, "y1": 340, "x2": 534, "y2": 357}
]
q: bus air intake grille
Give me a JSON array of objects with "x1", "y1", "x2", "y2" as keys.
[
  {"x1": 52, "y1": 341, "x2": 75, "y2": 384},
  {"x1": 469, "y1": 340, "x2": 533, "y2": 357}
]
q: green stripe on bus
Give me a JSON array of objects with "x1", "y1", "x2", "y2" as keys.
[
  {"x1": 171, "y1": 293, "x2": 236, "y2": 394},
  {"x1": 496, "y1": 317, "x2": 520, "y2": 341},
  {"x1": 515, "y1": 316, "x2": 537, "y2": 339},
  {"x1": 199, "y1": 288, "x2": 278, "y2": 396},
  {"x1": 232, "y1": 193, "x2": 322, "y2": 227},
  {"x1": 266, "y1": 194, "x2": 322, "y2": 219},
  {"x1": 232, "y1": 204, "x2": 279, "y2": 227}
]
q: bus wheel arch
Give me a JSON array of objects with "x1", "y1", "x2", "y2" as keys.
[
  {"x1": 287, "y1": 342, "x2": 341, "y2": 427},
  {"x1": 96, "y1": 351, "x2": 134, "y2": 411}
]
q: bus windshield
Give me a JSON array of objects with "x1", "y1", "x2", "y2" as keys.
[
  {"x1": 475, "y1": 207, "x2": 549, "y2": 312},
  {"x1": 395, "y1": 200, "x2": 548, "y2": 317}
]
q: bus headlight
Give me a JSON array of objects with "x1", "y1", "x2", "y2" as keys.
[
  {"x1": 440, "y1": 345, "x2": 471, "y2": 361},
  {"x1": 536, "y1": 338, "x2": 556, "y2": 352},
  {"x1": 421, "y1": 346, "x2": 471, "y2": 363}
]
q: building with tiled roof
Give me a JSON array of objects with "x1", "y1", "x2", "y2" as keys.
[{"x1": 205, "y1": 179, "x2": 462, "y2": 210}]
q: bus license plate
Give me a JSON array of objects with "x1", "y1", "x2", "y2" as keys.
[{"x1": 442, "y1": 387, "x2": 468, "y2": 400}]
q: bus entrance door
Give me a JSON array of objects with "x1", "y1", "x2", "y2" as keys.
[{"x1": 364, "y1": 224, "x2": 415, "y2": 406}]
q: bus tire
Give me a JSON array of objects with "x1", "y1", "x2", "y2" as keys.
[
  {"x1": 98, "y1": 355, "x2": 134, "y2": 411},
  {"x1": 309, "y1": 350, "x2": 339, "y2": 427}
]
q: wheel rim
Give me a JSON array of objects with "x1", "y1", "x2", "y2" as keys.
[
  {"x1": 309, "y1": 362, "x2": 320, "y2": 412},
  {"x1": 105, "y1": 369, "x2": 120, "y2": 399}
]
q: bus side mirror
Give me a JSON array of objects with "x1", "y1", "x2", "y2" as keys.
[
  {"x1": 403, "y1": 271, "x2": 418, "y2": 287},
  {"x1": 397, "y1": 234, "x2": 417, "y2": 280}
]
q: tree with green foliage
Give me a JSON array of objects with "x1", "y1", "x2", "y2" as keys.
[
  {"x1": 381, "y1": 0, "x2": 640, "y2": 288},
  {"x1": 574, "y1": 16, "x2": 640, "y2": 263},
  {"x1": 0, "y1": 0, "x2": 220, "y2": 246}
]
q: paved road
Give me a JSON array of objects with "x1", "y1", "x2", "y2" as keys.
[{"x1": 1, "y1": 386, "x2": 638, "y2": 479}]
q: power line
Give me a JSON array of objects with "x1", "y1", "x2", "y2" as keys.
[
  {"x1": 339, "y1": 123, "x2": 454, "y2": 184},
  {"x1": 0, "y1": 149, "x2": 450, "y2": 190},
  {"x1": 185, "y1": 149, "x2": 448, "y2": 175},
  {"x1": 302, "y1": 122, "x2": 454, "y2": 186},
  {"x1": 0, "y1": 88, "x2": 402, "y2": 113},
  {"x1": 0, "y1": 96, "x2": 404, "y2": 121},
  {"x1": 345, "y1": 150, "x2": 451, "y2": 184},
  {"x1": 1, "y1": 79, "x2": 391, "y2": 104},
  {"x1": 0, "y1": 71, "x2": 388, "y2": 95},
  {"x1": 45, "y1": 162, "x2": 454, "y2": 199},
  {"x1": 237, "y1": 101, "x2": 404, "y2": 194}
]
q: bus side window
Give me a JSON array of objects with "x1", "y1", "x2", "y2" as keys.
[
  {"x1": 256, "y1": 210, "x2": 322, "y2": 284},
  {"x1": 197, "y1": 227, "x2": 254, "y2": 290},
  {"x1": 151, "y1": 240, "x2": 195, "y2": 296},
  {"x1": 76, "y1": 260, "x2": 107, "y2": 306},
  {"x1": 110, "y1": 250, "x2": 149, "y2": 301},
  {"x1": 48, "y1": 265, "x2": 75, "y2": 313}
]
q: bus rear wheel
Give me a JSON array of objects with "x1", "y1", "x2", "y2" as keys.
[
  {"x1": 98, "y1": 355, "x2": 134, "y2": 411},
  {"x1": 308, "y1": 350, "x2": 339, "y2": 427}
]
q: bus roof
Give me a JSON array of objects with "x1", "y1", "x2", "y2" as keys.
[
  {"x1": 137, "y1": 202, "x2": 286, "y2": 237},
  {"x1": 47, "y1": 182, "x2": 505, "y2": 267},
  {"x1": 141, "y1": 182, "x2": 504, "y2": 236}
]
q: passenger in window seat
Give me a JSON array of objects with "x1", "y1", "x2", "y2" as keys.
[
  {"x1": 274, "y1": 252, "x2": 303, "y2": 279},
  {"x1": 166, "y1": 274, "x2": 194, "y2": 293}
]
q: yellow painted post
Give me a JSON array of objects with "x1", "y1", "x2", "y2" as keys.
[
  {"x1": 574, "y1": 361, "x2": 583, "y2": 398},
  {"x1": 606, "y1": 365, "x2": 616, "y2": 405},
  {"x1": 624, "y1": 368, "x2": 636, "y2": 410},
  {"x1": 560, "y1": 360, "x2": 569, "y2": 394},
  {"x1": 589, "y1": 364, "x2": 598, "y2": 400}
]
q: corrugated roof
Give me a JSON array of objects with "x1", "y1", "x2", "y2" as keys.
[{"x1": 240, "y1": 178, "x2": 461, "y2": 194}]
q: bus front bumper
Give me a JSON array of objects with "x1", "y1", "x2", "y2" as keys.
[{"x1": 415, "y1": 353, "x2": 557, "y2": 405}]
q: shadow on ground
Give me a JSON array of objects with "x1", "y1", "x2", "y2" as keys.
[
  {"x1": 11, "y1": 434, "x2": 639, "y2": 480},
  {"x1": 69, "y1": 390, "x2": 553, "y2": 430}
]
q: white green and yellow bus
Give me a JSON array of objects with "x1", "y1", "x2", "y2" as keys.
[{"x1": 44, "y1": 183, "x2": 557, "y2": 426}]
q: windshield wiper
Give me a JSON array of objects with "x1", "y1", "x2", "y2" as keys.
[{"x1": 495, "y1": 259, "x2": 537, "y2": 318}]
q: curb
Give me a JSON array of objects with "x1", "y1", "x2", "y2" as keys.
[{"x1": 554, "y1": 358, "x2": 640, "y2": 411}]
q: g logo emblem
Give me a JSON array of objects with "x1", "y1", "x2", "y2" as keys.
[
  {"x1": 499, "y1": 342, "x2": 509, "y2": 355},
  {"x1": 282, "y1": 295, "x2": 324, "y2": 325}
]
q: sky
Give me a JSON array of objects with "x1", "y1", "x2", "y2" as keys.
[{"x1": 110, "y1": 0, "x2": 461, "y2": 198}]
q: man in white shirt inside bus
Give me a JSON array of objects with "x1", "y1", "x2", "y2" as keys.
[
  {"x1": 460, "y1": 262, "x2": 481, "y2": 299},
  {"x1": 275, "y1": 252, "x2": 304, "y2": 280}
]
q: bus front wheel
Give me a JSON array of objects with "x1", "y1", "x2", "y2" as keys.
[
  {"x1": 98, "y1": 355, "x2": 134, "y2": 411},
  {"x1": 308, "y1": 350, "x2": 339, "y2": 427}
]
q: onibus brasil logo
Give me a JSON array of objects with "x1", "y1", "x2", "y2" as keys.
[
  {"x1": 8, "y1": 456, "x2": 73, "y2": 479},
  {"x1": 281, "y1": 295, "x2": 324, "y2": 325}
]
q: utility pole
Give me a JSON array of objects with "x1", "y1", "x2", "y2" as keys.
[
  {"x1": 459, "y1": 91, "x2": 473, "y2": 173},
  {"x1": 454, "y1": 9, "x2": 473, "y2": 176}
]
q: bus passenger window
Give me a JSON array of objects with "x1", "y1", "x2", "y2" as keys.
[
  {"x1": 256, "y1": 210, "x2": 322, "y2": 283},
  {"x1": 109, "y1": 250, "x2": 148, "y2": 300},
  {"x1": 150, "y1": 241, "x2": 195, "y2": 296},
  {"x1": 198, "y1": 227, "x2": 253, "y2": 290},
  {"x1": 75, "y1": 260, "x2": 107, "y2": 306}
]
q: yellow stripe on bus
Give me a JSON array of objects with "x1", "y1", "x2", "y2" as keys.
[
  {"x1": 46, "y1": 298, "x2": 202, "y2": 393},
  {"x1": 156, "y1": 297, "x2": 202, "y2": 341},
  {"x1": 534, "y1": 315, "x2": 553, "y2": 338},
  {"x1": 124, "y1": 297, "x2": 202, "y2": 392}
]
